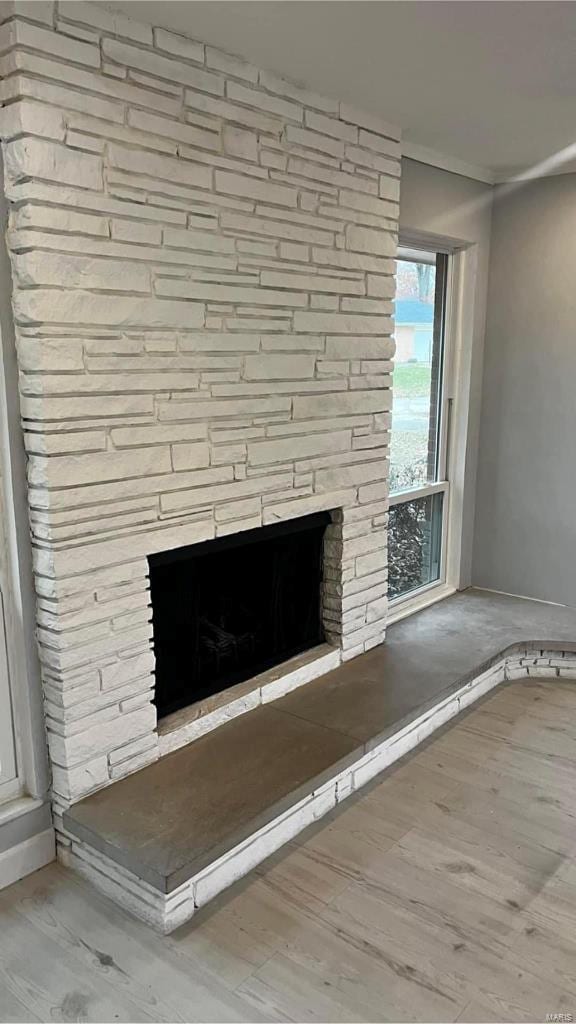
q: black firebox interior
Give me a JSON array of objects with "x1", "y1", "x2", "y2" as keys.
[{"x1": 149, "y1": 512, "x2": 329, "y2": 719}]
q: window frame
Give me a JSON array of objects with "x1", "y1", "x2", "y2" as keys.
[
  {"x1": 0, "y1": 480, "x2": 21, "y2": 805},
  {"x1": 387, "y1": 240, "x2": 464, "y2": 621},
  {"x1": 0, "y1": 182, "x2": 50, "y2": 813},
  {"x1": 0, "y1": 596, "x2": 18, "y2": 802}
]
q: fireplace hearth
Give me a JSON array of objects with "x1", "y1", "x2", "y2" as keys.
[{"x1": 149, "y1": 513, "x2": 330, "y2": 719}]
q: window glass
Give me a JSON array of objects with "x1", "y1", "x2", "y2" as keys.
[
  {"x1": 390, "y1": 257, "x2": 443, "y2": 494},
  {"x1": 388, "y1": 492, "x2": 443, "y2": 600}
]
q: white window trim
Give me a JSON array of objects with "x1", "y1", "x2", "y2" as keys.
[
  {"x1": 389, "y1": 481, "x2": 448, "y2": 506},
  {"x1": 0, "y1": 579, "x2": 19, "y2": 802},
  {"x1": 387, "y1": 580, "x2": 457, "y2": 626},
  {"x1": 0, "y1": 174, "x2": 49, "y2": 810},
  {"x1": 388, "y1": 243, "x2": 473, "y2": 624}
]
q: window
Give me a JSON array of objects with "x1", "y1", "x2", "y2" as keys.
[
  {"x1": 0, "y1": 502, "x2": 18, "y2": 801},
  {"x1": 388, "y1": 246, "x2": 452, "y2": 603},
  {"x1": 0, "y1": 587, "x2": 17, "y2": 800}
]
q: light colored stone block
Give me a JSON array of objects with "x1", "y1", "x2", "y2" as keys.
[
  {"x1": 28, "y1": 447, "x2": 172, "y2": 489},
  {"x1": 379, "y1": 175, "x2": 401, "y2": 202},
  {"x1": 13, "y1": 252, "x2": 150, "y2": 293},
  {"x1": 285, "y1": 125, "x2": 344, "y2": 158},
  {"x1": 345, "y1": 224, "x2": 397, "y2": 256},
  {"x1": 14, "y1": 291, "x2": 205, "y2": 328},
  {"x1": 163, "y1": 226, "x2": 235, "y2": 253},
  {"x1": 171, "y1": 443, "x2": 211, "y2": 471},
  {"x1": 367, "y1": 273, "x2": 395, "y2": 298},
  {"x1": 160, "y1": 471, "x2": 293, "y2": 515},
  {"x1": 260, "y1": 270, "x2": 364, "y2": 295},
  {"x1": 111, "y1": 220, "x2": 161, "y2": 245},
  {"x1": 24, "y1": 430, "x2": 106, "y2": 456},
  {"x1": 263, "y1": 488, "x2": 355, "y2": 524},
  {"x1": 358, "y1": 480, "x2": 389, "y2": 504},
  {"x1": 227, "y1": 80, "x2": 302, "y2": 122},
  {"x1": 3, "y1": 74, "x2": 127, "y2": 123},
  {"x1": 293, "y1": 310, "x2": 392, "y2": 335},
  {"x1": 4, "y1": 137, "x2": 101, "y2": 190},
  {"x1": 221, "y1": 210, "x2": 330, "y2": 246},
  {"x1": 338, "y1": 188, "x2": 398, "y2": 219},
  {"x1": 111, "y1": 424, "x2": 207, "y2": 448},
  {"x1": 128, "y1": 108, "x2": 219, "y2": 151},
  {"x1": 279, "y1": 241, "x2": 309, "y2": 261},
  {"x1": 7, "y1": 18, "x2": 100, "y2": 66},
  {"x1": 185, "y1": 91, "x2": 281, "y2": 135},
  {"x1": 222, "y1": 125, "x2": 258, "y2": 162},
  {"x1": 215, "y1": 170, "x2": 297, "y2": 207},
  {"x1": 259, "y1": 69, "x2": 338, "y2": 114},
  {"x1": 286, "y1": 155, "x2": 376, "y2": 195},
  {"x1": 206, "y1": 46, "x2": 257, "y2": 83},
  {"x1": 244, "y1": 354, "x2": 315, "y2": 380},
  {"x1": 52, "y1": 757, "x2": 109, "y2": 802},
  {"x1": 0, "y1": 2, "x2": 54, "y2": 25},
  {"x1": 249, "y1": 430, "x2": 351, "y2": 466},
  {"x1": 179, "y1": 333, "x2": 260, "y2": 352},
  {"x1": 293, "y1": 390, "x2": 390, "y2": 419},
  {"x1": 354, "y1": 547, "x2": 388, "y2": 577},
  {"x1": 312, "y1": 246, "x2": 395, "y2": 274},
  {"x1": 0, "y1": 98, "x2": 65, "y2": 141},
  {"x1": 100, "y1": 652, "x2": 155, "y2": 692},
  {"x1": 20, "y1": 394, "x2": 154, "y2": 422},
  {"x1": 109, "y1": 144, "x2": 212, "y2": 191},
  {"x1": 304, "y1": 110, "x2": 357, "y2": 143},
  {"x1": 14, "y1": 204, "x2": 108, "y2": 236},
  {"x1": 159, "y1": 395, "x2": 291, "y2": 422},
  {"x1": 327, "y1": 335, "x2": 395, "y2": 359},
  {"x1": 103, "y1": 38, "x2": 223, "y2": 95},
  {"x1": 153, "y1": 27, "x2": 204, "y2": 63},
  {"x1": 17, "y1": 337, "x2": 83, "y2": 373},
  {"x1": 156, "y1": 277, "x2": 307, "y2": 308},
  {"x1": 59, "y1": 1, "x2": 153, "y2": 43},
  {"x1": 48, "y1": 704, "x2": 156, "y2": 769},
  {"x1": 346, "y1": 144, "x2": 400, "y2": 176}
]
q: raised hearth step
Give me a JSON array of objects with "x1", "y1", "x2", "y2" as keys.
[
  {"x1": 63, "y1": 588, "x2": 576, "y2": 932},
  {"x1": 64, "y1": 703, "x2": 359, "y2": 895}
]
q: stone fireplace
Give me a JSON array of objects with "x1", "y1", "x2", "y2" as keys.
[
  {"x1": 0, "y1": 0, "x2": 400, "y2": 854},
  {"x1": 150, "y1": 511, "x2": 330, "y2": 719}
]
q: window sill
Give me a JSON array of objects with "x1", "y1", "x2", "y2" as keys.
[
  {"x1": 387, "y1": 581, "x2": 457, "y2": 627},
  {"x1": 0, "y1": 794, "x2": 44, "y2": 827}
]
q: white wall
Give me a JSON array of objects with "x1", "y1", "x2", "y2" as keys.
[
  {"x1": 399, "y1": 158, "x2": 493, "y2": 587},
  {"x1": 473, "y1": 173, "x2": 576, "y2": 606}
]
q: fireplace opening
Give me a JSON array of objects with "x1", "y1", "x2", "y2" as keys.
[{"x1": 149, "y1": 512, "x2": 330, "y2": 719}]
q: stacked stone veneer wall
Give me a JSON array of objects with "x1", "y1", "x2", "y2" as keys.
[{"x1": 0, "y1": 1, "x2": 399, "y2": 820}]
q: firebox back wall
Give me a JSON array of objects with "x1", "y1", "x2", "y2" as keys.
[{"x1": 0, "y1": 0, "x2": 399, "y2": 814}]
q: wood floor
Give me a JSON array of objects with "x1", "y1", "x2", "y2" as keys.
[{"x1": 2, "y1": 678, "x2": 576, "y2": 1023}]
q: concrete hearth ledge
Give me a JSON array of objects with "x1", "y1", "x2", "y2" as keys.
[{"x1": 63, "y1": 588, "x2": 576, "y2": 931}]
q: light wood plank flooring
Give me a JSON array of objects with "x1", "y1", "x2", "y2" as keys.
[{"x1": 2, "y1": 678, "x2": 576, "y2": 1023}]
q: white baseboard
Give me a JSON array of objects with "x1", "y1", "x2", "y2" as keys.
[{"x1": 0, "y1": 827, "x2": 55, "y2": 890}]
